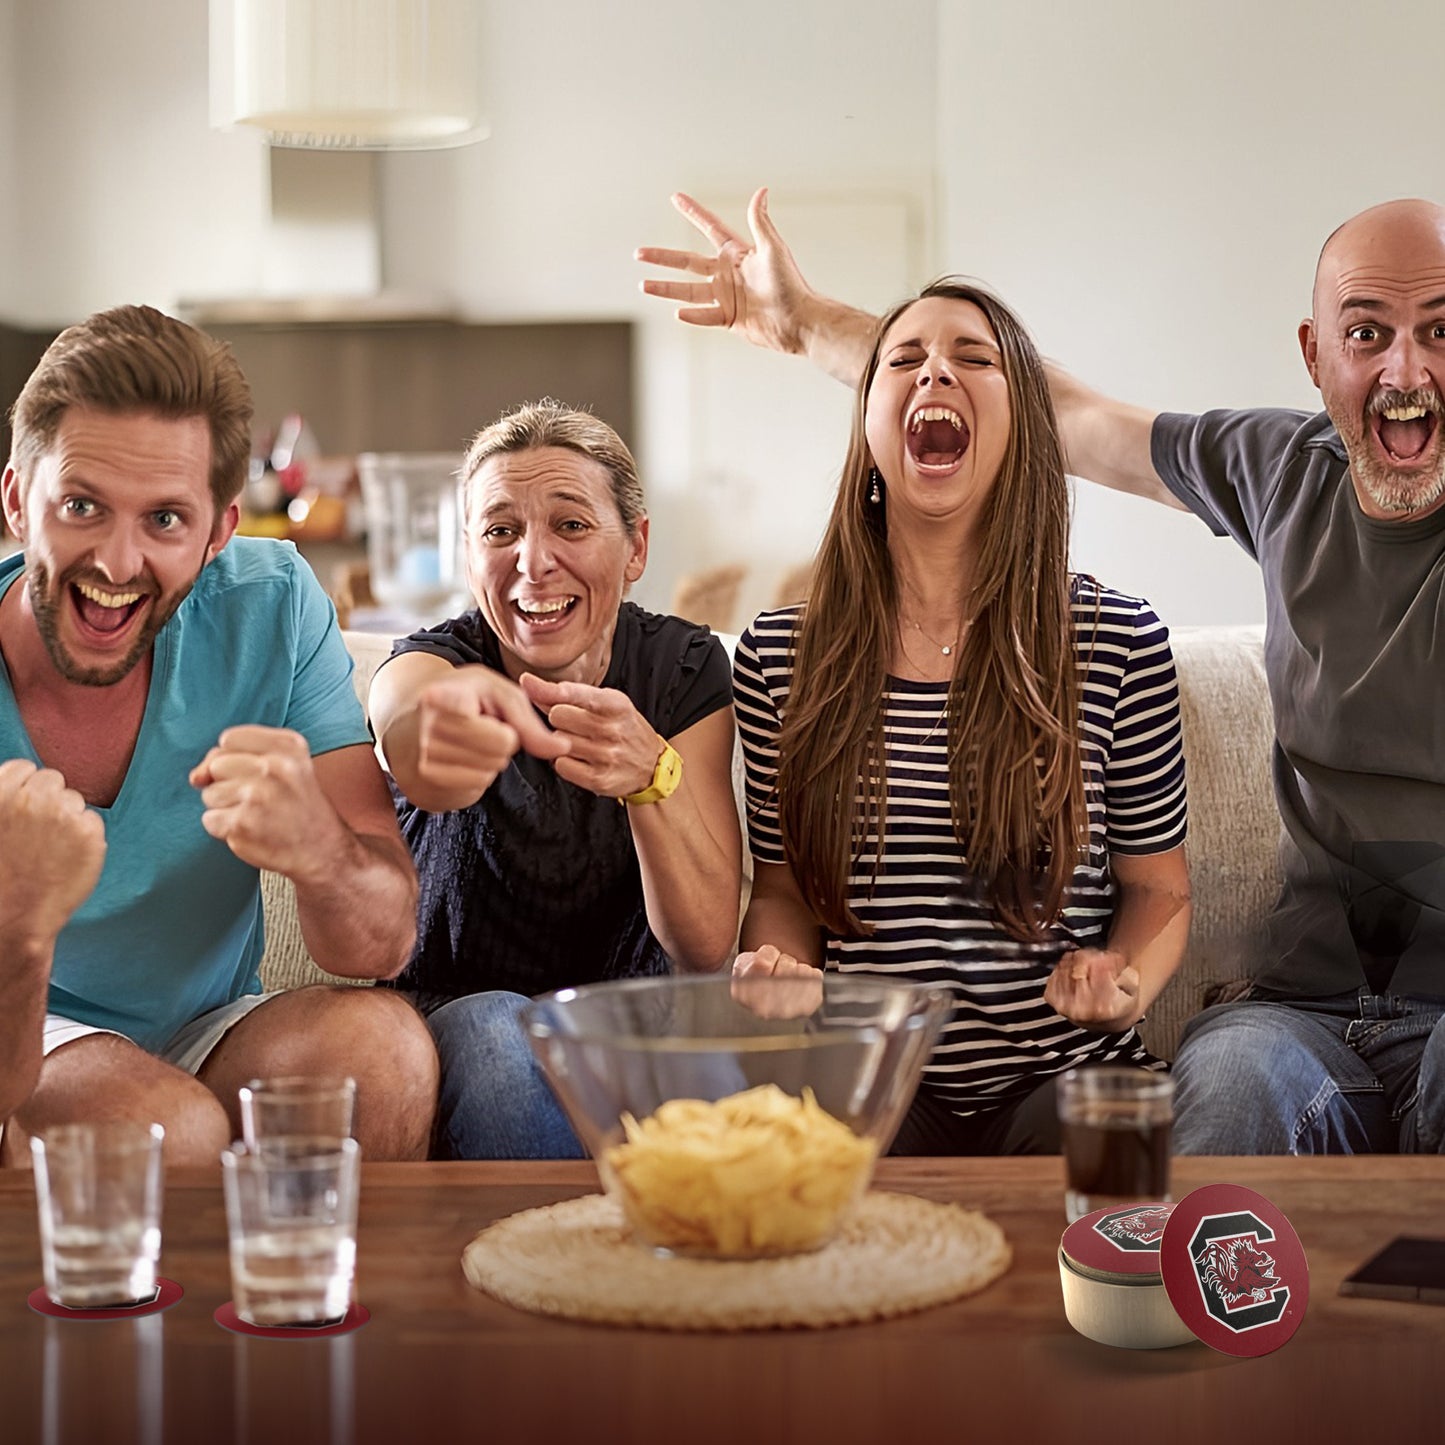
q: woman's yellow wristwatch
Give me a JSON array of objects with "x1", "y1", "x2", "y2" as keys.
[{"x1": 622, "y1": 741, "x2": 683, "y2": 805}]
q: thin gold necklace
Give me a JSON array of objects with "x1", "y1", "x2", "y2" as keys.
[{"x1": 900, "y1": 614, "x2": 970, "y2": 657}]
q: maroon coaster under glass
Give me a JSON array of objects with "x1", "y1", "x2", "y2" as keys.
[
  {"x1": 213, "y1": 1301, "x2": 370, "y2": 1338},
  {"x1": 28, "y1": 1277, "x2": 183, "y2": 1320}
]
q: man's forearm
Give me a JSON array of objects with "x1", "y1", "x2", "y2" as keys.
[
  {"x1": 795, "y1": 295, "x2": 879, "y2": 387},
  {"x1": 0, "y1": 940, "x2": 54, "y2": 1119},
  {"x1": 293, "y1": 833, "x2": 418, "y2": 981},
  {"x1": 1045, "y1": 364, "x2": 1183, "y2": 508}
]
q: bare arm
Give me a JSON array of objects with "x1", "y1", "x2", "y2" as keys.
[
  {"x1": 519, "y1": 675, "x2": 742, "y2": 973},
  {"x1": 737, "y1": 860, "x2": 825, "y2": 967},
  {"x1": 637, "y1": 188, "x2": 877, "y2": 386},
  {"x1": 190, "y1": 731, "x2": 418, "y2": 980},
  {"x1": 626, "y1": 709, "x2": 742, "y2": 973},
  {"x1": 369, "y1": 652, "x2": 566, "y2": 814},
  {"x1": 0, "y1": 761, "x2": 106, "y2": 1118},
  {"x1": 1043, "y1": 845, "x2": 1193, "y2": 1033},
  {"x1": 639, "y1": 188, "x2": 1189, "y2": 513},
  {"x1": 1045, "y1": 364, "x2": 1185, "y2": 509}
]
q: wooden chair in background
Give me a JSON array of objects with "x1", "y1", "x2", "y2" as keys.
[
  {"x1": 770, "y1": 560, "x2": 815, "y2": 609},
  {"x1": 669, "y1": 563, "x2": 748, "y2": 633}
]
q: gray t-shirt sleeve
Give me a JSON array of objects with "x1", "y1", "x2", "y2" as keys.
[{"x1": 1150, "y1": 408, "x2": 1317, "y2": 560}]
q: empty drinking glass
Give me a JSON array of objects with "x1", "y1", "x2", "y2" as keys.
[
  {"x1": 31, "y1": 1122, "x2": 165, "y2": 1308},
  {"x1": 238, "y1": 1076, "x2": 356, "y2": 1149},
  {"x1": 221, "y1": 1137, "x2": 360, "y2": 1327}
]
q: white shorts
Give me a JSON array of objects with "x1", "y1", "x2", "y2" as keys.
[{"x1": 41, "y1": 993, "x2": 277, "y2": 1076}]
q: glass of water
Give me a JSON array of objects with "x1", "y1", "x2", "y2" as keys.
[
  {"x1": 221, "y1": 1137, "x2": 360, "y2": 1327},
  {"x1": 238, "y1": 1076, "x2": 356, "y2": 1149},
  {"x1": 31, "y1": 1122, "x2": 165, "y2": 1308}
]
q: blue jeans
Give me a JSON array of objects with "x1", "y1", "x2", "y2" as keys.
[
  {"x1": 427, "y1": 992, "x2": 585, "y2": 1160},
  {"x1": 1172, "y1": 990, "x2": 1445, "y2": 1155}
]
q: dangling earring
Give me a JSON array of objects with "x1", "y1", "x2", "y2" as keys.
[{"x1": 868, "y1": 468, "x2": 882, "y2": 504}]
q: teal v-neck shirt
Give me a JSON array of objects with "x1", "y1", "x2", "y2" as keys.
[{"x1": 0, "y1": 538, "x2": 370, "y2": 1051}]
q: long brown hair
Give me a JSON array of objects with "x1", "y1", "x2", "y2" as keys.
[{"x1": 775, "y1": 279, "x2": 1087, "y2": 942}]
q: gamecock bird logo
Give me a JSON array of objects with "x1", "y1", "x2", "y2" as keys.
[
  {"x1": 1197, "y1": 1236, "x2": 1281, "y2": 1309},
  {"x1": 1097, "y1": 1206, "x2": 1172, "y2": 1249}
]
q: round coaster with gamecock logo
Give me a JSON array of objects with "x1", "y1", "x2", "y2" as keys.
[{"x1": 1158, "y1": 1183, "x2": 1309, "y2": 1357}]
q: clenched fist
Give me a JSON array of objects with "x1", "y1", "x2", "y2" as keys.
[
  {"x1": 731, "y1": 944, "x2": 825, "y2": 1020},
  {"x1": 413, "y1": 668, "x2": 567, "y2": 805},
  {"x1": 1044, "y1": 947, "x2": 1141, "y2": 1032},
  {"x1": 0, "y1": 758, "x2": 106, "y2": 949},
  {"x1": 190, "y1": 726, "x2": 344, "y2": 880}
]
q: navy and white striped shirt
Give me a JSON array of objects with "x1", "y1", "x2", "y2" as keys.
[{"x1": 733, "y1": 577, "x2": 1187, "y2": 1117}]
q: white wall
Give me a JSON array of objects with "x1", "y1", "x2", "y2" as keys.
[
  {"x1": 7, "y1": 0, "x2": 269, "y2": 326},
  {"x1": 938, "y1": 0, "x2": 1445, "y2": 626},
  {"x1": 0, "y1": 0, "x2": 16, "y2": 316},
  {"x1": 5, "y1": 0, "x2": 938, "y2": 619},
  {"x1": 377, "y1": 0, "x2": 940, "y2": 615}
]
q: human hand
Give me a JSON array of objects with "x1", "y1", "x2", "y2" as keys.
[
  {"x1": 190, "y1": 726, "x2": 362, "y2": 881},
  {"x1": 1044, "y1": 947, "x2": 1140, "y2": 1032},
  {"x1": 731, "y1": 945, "x2": 825, "y2": 1020},
  {"x1": 411, "y1": 666, "x2": 568, "y2": 803},
  {"x1": 636, "y1": 188, "x2": 816, "y2": 356},
  {"x1": 0, "y1": 759, "x2": 106, "y2": 949},
  {"x1": 518, "y1": 673, "x2": 664, "y2": 798}
]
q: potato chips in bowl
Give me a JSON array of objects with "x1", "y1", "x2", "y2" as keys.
[{"x1": 523, "y1": 975, "x2": 949, "y2": 1259}]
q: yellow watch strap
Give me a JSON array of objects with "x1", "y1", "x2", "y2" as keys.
[{"x1": 622, "y1": 741, "x2": 683, "y2": 805}]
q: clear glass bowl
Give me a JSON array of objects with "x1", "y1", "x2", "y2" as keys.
[{"x1": 523, "y1": 973, "x2": 949, "y2": 1258}]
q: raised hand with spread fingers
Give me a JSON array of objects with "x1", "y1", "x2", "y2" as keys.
[{"x1": 637, "y1": 187, "x2": 877, "y2": 385}]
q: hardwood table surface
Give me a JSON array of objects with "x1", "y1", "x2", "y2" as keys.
[{"x1": 1, "y1": 1155, "x2": 1442, "y2": 1445}]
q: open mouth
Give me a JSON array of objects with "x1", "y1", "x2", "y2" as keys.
[
  {"x1": 513, "y1": 595, "x2": 578, "y2": 628},
  {"x1": 69, "y1": 580, "x2": 151, "y2": 640},
  {"x1": 906, "y1": 406, "x2": 971, "y2": 472},
  {"x1": 1371, "y1": 396, "x2": 1442, "y2": 466}
]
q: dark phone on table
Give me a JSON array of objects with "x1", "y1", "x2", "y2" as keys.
[{"x1": 1339, "y1": 1237, "x2": 1445, "y2": 1303}]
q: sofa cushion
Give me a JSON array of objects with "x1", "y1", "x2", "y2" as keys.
[{"x1": 1137, "y1": 624, "x2": 1277, "y2": 1058}]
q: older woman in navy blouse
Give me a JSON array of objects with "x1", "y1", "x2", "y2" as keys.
[{"x1": 369, "y1": 401, "x2": 741, "y2": 1158}]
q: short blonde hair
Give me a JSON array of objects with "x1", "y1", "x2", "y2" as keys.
[{"x1": 462, "y1": 399, "x2": 644, "y2": 532}]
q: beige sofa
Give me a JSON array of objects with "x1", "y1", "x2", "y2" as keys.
[{"x1": 260, "y1": 625, "x2": 1281, "y2": 1060}]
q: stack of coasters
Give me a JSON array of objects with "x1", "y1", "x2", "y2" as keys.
[
  {"x1": 1060, "y1": 1202, "x2": 1192, "y2": 1349},
  {"x1": 1059, "y1": 1184, "x2": 1308, "y2": 1356}
]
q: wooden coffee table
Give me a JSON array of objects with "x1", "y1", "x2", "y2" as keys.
[{"x1": 1, "y1": 1156, "x2": 1441, "y2": 1444}]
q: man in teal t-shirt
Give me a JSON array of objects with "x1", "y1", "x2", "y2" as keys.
[{"x1": 0, "y1": 305, "x2": 437, "y2": 1162}]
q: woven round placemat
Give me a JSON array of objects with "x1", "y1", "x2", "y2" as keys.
[{"x1": 462, "y1": 1190, "x2": 1011, "y2": 1331}]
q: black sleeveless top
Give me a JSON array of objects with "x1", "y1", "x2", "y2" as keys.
[{"x1": 383, "y1": 603, "x2": 731, "y2": 1000}]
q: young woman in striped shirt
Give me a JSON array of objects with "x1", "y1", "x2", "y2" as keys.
[{"x1": 731, "y1": 280, "x2": 1192, "y2": 1153}]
